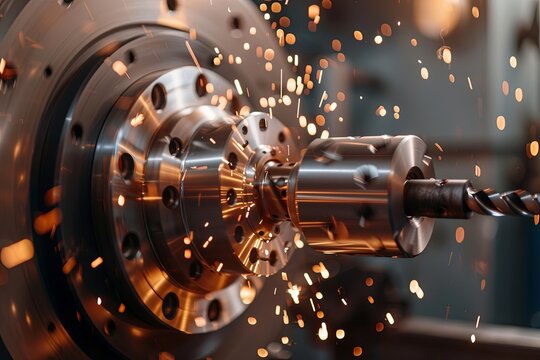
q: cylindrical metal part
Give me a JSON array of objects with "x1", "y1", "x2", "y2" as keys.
[
  {"x1": 404, "y1": 179, "x2": 473, "y2": 219},
  {"x1": 287, "y1": 135, "x2": 435, "y2": 257}
]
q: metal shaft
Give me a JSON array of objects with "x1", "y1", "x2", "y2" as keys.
[{"x1": 404, "y1": 179, "x2": 540, "y2": 218}]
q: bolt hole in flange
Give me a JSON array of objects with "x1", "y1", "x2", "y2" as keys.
[
  {"x1": 162, "y1": 292, "x2": 180, "y2": 320},
  {"x1": 228, "y1": 152, "x2": 238, "y2": 170},
  {"x1": 126, "y1": 50, "x2": 136, "y2": 64},
  {"x1": 70, "y1": 123, "x2": 83, "y2": 144},
  {"x1": 249, "y1": 248, "x2": 259, "y2": 263},
  {"x1": 195, "y1": 74, "x2": 208, "y2": 97},
  {"x1": 278, "y1": 131, "x2": 286, "y2": 143},
  {"x1": 234, "y1": 225, "x2": 245, "y2": 243},
  {"x1": 189, "y1": 260, "x2": 203, "y2": 279},
  {"x1": 168, "y1": 137, "x2": 183, "y2": 157},
  {"x1": 207, "y1": 299, "x2": 221, "y2": 322},
  {"x1": 151, "y1": 83, "x2": 167, "y2": 111},
  {"x1": 44, "y1": 66, "x2": 53, "y2": 78},
  {"x1": 226, "y1": 188, "x2": 237, "y2": 205},
  {"x1": 259, "y1": 118, "x2": 268, "y2": 131},
  {"x1": 269, "y1": 251, "x2": 277, "y2": 266},
  {"x1": 58, "y1": 0, "x2": 74, "y2": 7},
  {"x1": 162, "y1": 186, "x2": 180, "y2": 209},
  {"x1": 122, "y1": 233, "x2": 141, "y2": 260},
  {"x1": 166, "y1": 0, "x2": 179, "y2": 11},
  {"x1": 118, "y1": 153, "x2": 135, "y2": 180}
]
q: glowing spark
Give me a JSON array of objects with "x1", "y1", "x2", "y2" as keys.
[
  {"x1": 257, "y1": 348, "x2": 268, "y2": 358},
  {"x1": 91, "y1": 257, "x2": 103, "y2": 269},
  {"x1": 194, "y1": 317, "x2": 207, "y2": 327},
  {"x1": 112, "y1": 60, "x2": 128, "y2": 76},
  {"x1": 471, "y1": 334, "x2": 476, "y2": 343},
  {"x1": 297, "y1": 314, "x2": 305, "y2": 328},
  {"x1": 472, "y1": 6, "x2": 480, "y2": 18},
  {"x1": 185, "y1": 40, "x2": 203, "y2": 73},
  {"x1": 386, "y1": 312, "x2": 395, "y2": 325},
  {"x1": 34, "y1": 208, "x2": 62, "y2": 235},
  {"x1": 509, "y1": 56, "x2": 518, "y2": 69},
  {"x1": 502, "y1": 80, "x2": 509, "y2": 96},
  {"x1": 248, "y1": 316, "x2": 257, "y2": 325},
  {"x1": 475, "y1": 164, "x2": 481, "y2": 177},
  {"x1": 304, "y1": 273, "x2": 313, "y2": 285},
  {"x1": 420, "y1": 67, "x2": 429, "y2": 80},
  {"x1": 515, "y1": 87, "x2": 523, "y2": 102},
  {"x1": 283, "y1": 309, "x2": 289, "y2": 324},
  {"x1": 307, "y1": 123, "x2": 317, "y2": 136},
  {"x1": 130, "y1": 113, "x2": 145, "y2": 127},
  {"x1": 1, "y1": 239, "x2": 34, "y2": 269},
  {"x1": 336, "y1": 329, "x2": 345, "y2": 339},
  {"x1": 294, "y1": 233, "x2": 304, "y2": 248},
  {"x1": 531, "y1": 141, "x2": 539, "y2": 157},
  {"x1": 318, "y1": 322, "x2": 329, "y2": 340},
  {"x1": 476, "y1": 315, "x2": 481, "y2": 329},
  {"x1": 240, "y1": 283, "x2": 256, "y2": 305},
  {"x1": 309, "y1": 298, "x2": 316, "y2": 312},
  {"x1": 62, "y1": 256, "x2": 77, "y2": 275},
  {"x1": 97, "y1": 297, "x2": 102, "y2": 305},
  {"x1": 409, "y1": 280, "x2": 419, "y2": 293},
  {"x1": 117, "y1": 195, "x2": 125, "y2": 207},
  {"x1": 234, "y1": 79, "x2": 244, "y2": 95},
  {"x1": 455, "y1": 227, "x2": 465, "y2": 243},
  {"x1": 319, "y1": 262, "x2": 330, "y2": 278},
  {"x1": 287, "y1": 284, "x2": 301, "y2": 304}
]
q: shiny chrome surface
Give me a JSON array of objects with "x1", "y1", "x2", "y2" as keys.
[
  {"x1": 183, "y1": 111, "x2": 301, "y2": 277},
  {"x1": 93, "y1": 68, "x2": 263, "y2": 334},
  {"x1": 0, "y1": 0, "x2": 294, "y2": 358},
  {"x1": 287, "y1": 136, "x2": 435, "y2": 257}
]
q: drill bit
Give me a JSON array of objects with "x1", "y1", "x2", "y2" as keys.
[
  {"x1": 404, "y1": 179, "x2": 540, "y2": 219},
  {"x1": 466, "y1": 187, "x2": 540, "y2": 217}
]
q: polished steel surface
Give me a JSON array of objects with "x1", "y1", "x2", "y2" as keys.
[
  {"x1": 287, "y1": 136, "x2": 435, "y2": 257},
  {"x1": 183, "y1": 111, "x2": 301, "y2": 277},
  {"x1": 93, "y1": 67, "x2": 264, "y2": 334},
  {"x1": 0, "y1": 0, "x2": 294, "y2": 358}
]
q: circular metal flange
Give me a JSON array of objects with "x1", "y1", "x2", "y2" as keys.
[
  {"x1": 183, "y1": 111, "x2": 301, "y2": 277},
  {"x1": 94, "y1": 67, "x2": 265, "y2": 334}
]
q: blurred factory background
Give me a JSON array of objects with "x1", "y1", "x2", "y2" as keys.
[{"x1": 253, "y1": 0, "x2": 540, "y2": 358}]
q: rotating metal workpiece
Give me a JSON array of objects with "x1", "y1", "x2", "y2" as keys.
[{"x1": 1, "y1": 1, "x2": 540, "y2": 359}]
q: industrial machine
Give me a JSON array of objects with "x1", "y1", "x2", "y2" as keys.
[{"x1": 0, "y1": 0, "x2": 539, "y2": 359}]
